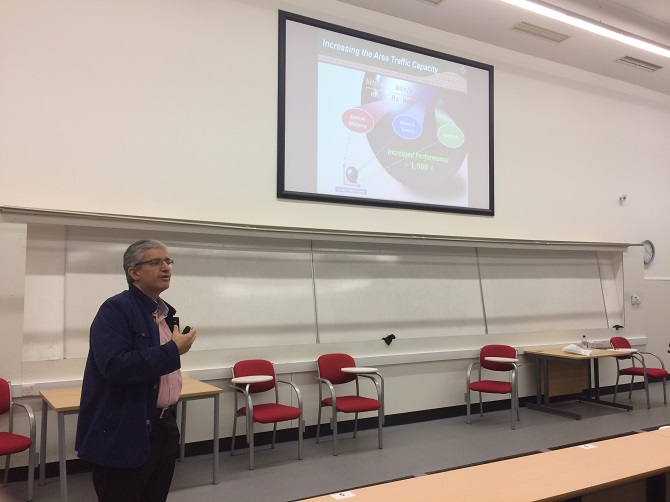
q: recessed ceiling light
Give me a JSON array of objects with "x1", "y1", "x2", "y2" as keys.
[
  {"x1": 512, "y1": 22, "x2": 569, "y2": 43},
  {"x1": 616, "y1": 56, "x2": 663, "y2": 72}
]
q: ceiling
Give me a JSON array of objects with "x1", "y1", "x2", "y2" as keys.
[{"x1": 337, "y1": 0, "x2": 670, "y2": 95}]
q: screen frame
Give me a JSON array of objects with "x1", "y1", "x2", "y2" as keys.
[{"x1": 277, "y1": 10, "x2": 495, "y2": 216}]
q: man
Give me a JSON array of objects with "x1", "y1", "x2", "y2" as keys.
[{"x1": 76, "y1": 239, "x2": 197, "y2": 502}]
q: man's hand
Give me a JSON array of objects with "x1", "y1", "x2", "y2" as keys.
[{"x1": 171, "y1": 325, "x2": 196, "y2": 355}]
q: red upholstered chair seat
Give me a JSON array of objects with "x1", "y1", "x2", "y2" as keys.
[
  {"x1": 237, "y1": 403, "x2": 302, "y2": 424},
  {"x1": 0, "y1": 432, "x2": 32, "y2": 455},
  {"x1": 619, "y1": 367, "x2": 668, "y2": 379},
  {"x1": 322, "y1": 395, "x2": 381, "y2": 413},
  {"x1": 469, "y1": 380, "x2": 513, "y2": 395}
]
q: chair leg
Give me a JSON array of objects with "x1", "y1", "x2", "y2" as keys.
[
  {"x1": 3, "y1": 454, "x2": 10, "y2": 487},
  {"x1": 466, "y1": 387, "x2": 471, "y2": 424},
  {"x1": 271, "y1": 423, "x2": 277, "y2": 449},
  {"x1": 509, "y1": 372, "x2": 518, "y2": 430},
  {"x1": 27, "y1": 442, "x2": 35, "y2": 502},
  {"x1": 353, "y1": 413, "x2": 358, "y2": 439},
  {"x1": 332, "y1": 410, "x2": 338, "y2": 456},
  {"x1": 231, "y1": 412, "x2": 238, "y2": 456},
  {"x1": 515, "y1": 378, "x2": 521, "y2": 422},
  {"x1": 316, "y1": 404, "x2": 322, "y2": 444},
  {"x1": 298, "y1": 416, "x2": 304, "y2": 460},
  {"x1": 663, "y1": 377, "x2": 667, "y2": 405},
  {"x1": 643, "y1": 374, "x2": 651, "y2": 409},
  {"x1": 628, "y1": 376, "x2": 634, "y2": 400},
  {"x1": 377, "y1": 409, "x2": 383, "y2": 449},
  {"x1": 478, "y1": 392, "x2": 483, "y2": 418},
  {"x1": 248, "y1": 417, "x2": 255, "y2": 470}
]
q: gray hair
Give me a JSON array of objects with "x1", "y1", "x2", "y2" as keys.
[{"x1": 123, "y1": 239, "x2": 167, "y2": 285}]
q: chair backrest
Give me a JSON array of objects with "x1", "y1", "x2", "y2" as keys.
[
  {"x1": 317, "y1": 353, "x2": 357, "y2": 385},
  {"x1": 610, "y1": 336, "x2": 635, "y2": 361},
  {"x1": 0, "y1": 378, "x2": 10, "y2": 416},
  {"x1": 610, "y1": 336, "x2": 632, "y2": 350},
  {"x1": 232, "y1": 359, "x2": 276, "y2": 393},
  {"x1": 480, "y1": 345, "x2": 517, "y2": 371}
]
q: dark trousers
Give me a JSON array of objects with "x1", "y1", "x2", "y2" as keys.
[{"x1": 92, "y1": 410, "x2": 180, "y2": 502}]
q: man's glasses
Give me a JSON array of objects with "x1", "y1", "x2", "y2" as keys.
[{"x1": 134, "y1": 258, "x2": 174, "y2": 268}]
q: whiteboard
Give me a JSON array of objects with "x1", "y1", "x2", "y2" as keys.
[{"x1": 21, "y1": 224, "x2": 624, "y2": 363}]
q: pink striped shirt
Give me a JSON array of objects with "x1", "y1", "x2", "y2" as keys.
[{"x1": 153, "y1": 301, "x2": 182, "y2": 408}]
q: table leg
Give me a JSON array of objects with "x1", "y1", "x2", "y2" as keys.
[
  {"x1": 213, "y1": 393, "x2": 219, "y2": 485},
  {"x1": 179, "y1": 401, "x2": 187, "y2": 462},
  {"x1": 578, "y1": 358, "x2": 632, "y2": 411},
  {"x1": 39, "y1": 400, "x2": 48, "y2": 485},
  {"x1": 542, "y1": 358, "x2": 550, "y2": 406},
  {"x1": 58, "y1": 412, "x2": 67, "y2": 501},
  {"x1": 526, "y1": 356, "x2": 583, "y2": 420},
  {"x1": 534, "y1": 358, "x2": 542, "y2": 405},
  {"x1": 594, "y1": 359, "x2": 600, "y2": 400}
]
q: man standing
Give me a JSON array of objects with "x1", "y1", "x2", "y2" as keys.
[{"x1": 76, "y1": 239, "x2": 197, "y2": 502}]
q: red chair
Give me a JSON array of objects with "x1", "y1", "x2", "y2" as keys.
[
  {"x1": 230, "y1": 359, "x2": 303, "y2": 470},
  {"x1": 610, "y1": 336, "x2": 668, "y2": 409},
  {"x1": 0, "y1": 378, "x2": 36, "y2": 501},
  {"x1": 466, "y1": 345, "x2": 519, "y2": 430},
  {"x1": 315, "y1": 353, "x2": 384, "y2": 456}
]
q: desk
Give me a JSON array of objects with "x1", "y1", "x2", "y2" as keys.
[
  {"x1": 301, "y1": 430, "x2": 670, "y2": 502},
  {"x1": 524, "y1": 347, "x2": 632, "y2": 420},
  {"x1": 38, "y1": 376, "x2": 223, "y2": 501}
]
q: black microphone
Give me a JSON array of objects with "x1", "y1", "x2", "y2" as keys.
[
  {"x1": 166, "y1": 316, "x2": 179, "y2": 332},
  {"x1": 382, "y1": 334, "x2": 396, "y2": 345}
]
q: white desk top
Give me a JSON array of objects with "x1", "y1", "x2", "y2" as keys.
[
  {"x1": 231, "y1": 375, "x2": 273, "y2": 384},
  {"x1": 341, "y1": 367, "x2": 378, "y2": 374},
  {"x1": 611, "y1": 348, "x2": 638, "y2": 354}
]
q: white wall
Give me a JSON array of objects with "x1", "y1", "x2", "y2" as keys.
[
  {"x1": 1, "y1": 0, "x2": 670, "y2": 467},
  {"x1": 2, "y1": 0, "x2": 670, "y2": 253}
]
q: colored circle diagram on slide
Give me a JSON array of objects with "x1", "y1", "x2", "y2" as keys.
[{"x1": 359, "y1": 72, "x2": 467, "y2": 192}]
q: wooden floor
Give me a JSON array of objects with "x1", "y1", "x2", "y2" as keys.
[{"x1": 4, "y1": 388, "x2": 670, "y2": 502}]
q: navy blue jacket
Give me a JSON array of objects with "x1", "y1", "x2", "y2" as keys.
[{"x1": 75, "y1": 285, "x2": 181, "y2": 468}]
